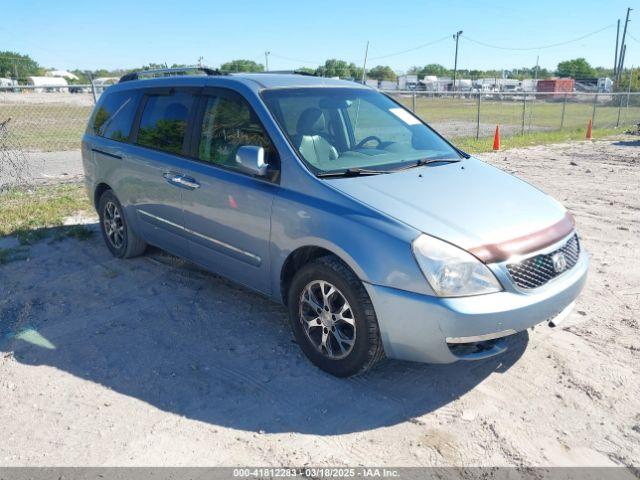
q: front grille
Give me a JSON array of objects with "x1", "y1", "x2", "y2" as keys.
[{"x1": 507, "y1": 234, "x2": 580, "y2": 289}]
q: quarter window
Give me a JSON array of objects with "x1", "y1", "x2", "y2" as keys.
[
  {"x1": 90, "y1": 90, "x2": 140, "y2": 141},
  {"x1": 136, "y1": 92, "x2": 194, "y2": 155},
  {"x1": 199, "y1": 95, "x2": 278, "y2": 174}
]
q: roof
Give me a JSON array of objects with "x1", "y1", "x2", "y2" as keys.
[
  {"x1": 46, "y1": 70, "x2": 79, "y2": 80},
  {"x1": 27, "y1": 76, "x2": 68, "y2": 86},
  {"x1": 118, "y1": 69, "x2": 365, "y2": 89},
  {"x1": 229, "y1": 73, "x2": 363, "y2": 89},
  {"x1": 105, "y1": 71, "x2": 369, "y2": 99}
]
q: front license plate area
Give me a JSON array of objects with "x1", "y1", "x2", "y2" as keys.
[{"x1": 548, "y1": 301, "x2": 576, "y2": 328}]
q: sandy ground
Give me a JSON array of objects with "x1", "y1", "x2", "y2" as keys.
[{"x1": 0, "y1": 138, "x2": 638, "y2": 467}]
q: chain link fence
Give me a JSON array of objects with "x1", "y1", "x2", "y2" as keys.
[
  {"x1": 0, "y1": 85, "x2": 639, "y2": 188},
  {"x1": 386, "y1": 90, "x2": 640, "y2": 140},
  {"x1": 0, "y1": 86, "x2": 95, "y2": 153}
]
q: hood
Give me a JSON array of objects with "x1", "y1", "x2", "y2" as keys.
[{"x1": 326, "y1": 158, "x2": 569, "y2": 256}]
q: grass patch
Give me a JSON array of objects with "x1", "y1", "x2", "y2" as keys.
[
  {"x1": 0, "y1": 104, "x2": 92, "y2": 151},
  {"x1": 392, "y1": 95, "x2": 640, "y2": 131},
  {"x1": 452, "y1": 126, "x2": 627, "y2": 154},
  {"x1": 0, "y1": 183, "x2": 94, "y2": 245}
]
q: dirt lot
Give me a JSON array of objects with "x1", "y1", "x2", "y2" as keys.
[{"x1": 0, "y1": 138, "x2": 638, "y2": 467}]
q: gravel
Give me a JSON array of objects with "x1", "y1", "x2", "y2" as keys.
[{"x1": 0, "y1": 138, "x2": 638, "y2": 467}]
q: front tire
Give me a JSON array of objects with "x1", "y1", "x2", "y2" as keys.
[
  {"x1": 98, "y1": 190, "x2": 146, "y2": 258},
  {"x1": 287, "y1": 255, "x2": 384, "y2": 377}
]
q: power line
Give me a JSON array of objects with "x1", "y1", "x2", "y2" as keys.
[
  {"x1": 628, "y1": 32, "x2": 640, "y2": 44},
  {"x1": 368, "y1": 35, "x2": 450, "y2": 60},
  {"x1": 271, "y1": 36, "x2": 452, "y2": 67},
  {"x1": 464, "y1": 24, "x2": 615, "y2": 51}
]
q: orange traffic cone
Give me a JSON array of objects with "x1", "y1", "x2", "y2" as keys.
[
  {"x1": 493, "y1": 125, "x2": 501, "y2": 151},
  {"x1": 586, "y1": 119, "x2": 593, "y2": 140}
]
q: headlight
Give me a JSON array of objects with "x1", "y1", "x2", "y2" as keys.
[{"x1": 412, "y1": 234, "x2": 502, "y2": 297}]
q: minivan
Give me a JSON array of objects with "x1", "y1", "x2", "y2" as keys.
[{"x1": 82, "y1": 68, "x2": 588, "y2": 377}]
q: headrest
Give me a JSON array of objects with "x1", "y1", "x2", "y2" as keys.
[{"x1": 296, "y1": 107, "x2": 326, "y2": 135}]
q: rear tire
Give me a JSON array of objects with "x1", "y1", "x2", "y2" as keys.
[
  {"x1": 98, "y1": 190, "x2": 146, "y2": 259},
  {"x1": 287, "y1": 255, "x2": 384, "y2": 377}
]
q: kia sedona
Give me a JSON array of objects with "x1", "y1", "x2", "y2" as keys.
[{"x1": 82, "y1": 67, "x2": 589, "y2": 377}]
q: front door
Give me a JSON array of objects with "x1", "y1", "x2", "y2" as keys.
[{"x1": 179, "y1": 90, "x2": 280, "y2": 294}]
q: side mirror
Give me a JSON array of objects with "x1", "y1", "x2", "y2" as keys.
[{"x1": 235, "y1": 146, "x2": 269, "y2": 177}]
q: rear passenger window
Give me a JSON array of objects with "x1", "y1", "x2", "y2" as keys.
[
  {"x1": 199, "y1": 94, "x2": 278, "y2": 172},
  {"x1": 90, "y1": 90, "x2": 140, "y2": 141},
  {"x1": 136, "y1": 92, "x2": 193, "y2": 155}
]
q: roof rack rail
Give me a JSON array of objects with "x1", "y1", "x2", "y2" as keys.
[
  {"x1": 256, "y1": 69, "x2": 316, "y2": 77},
  {"x1": 119, "y1": 66, "x2": 224, "y2": 83}
]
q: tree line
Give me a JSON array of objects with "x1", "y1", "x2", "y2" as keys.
[{"x1": 1, "y1": 51, "x2": 637, "y2": 91}]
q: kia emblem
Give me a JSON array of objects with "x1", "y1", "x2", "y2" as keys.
[{"x1": 552, "y1": 252, "x2": 568, "y2": 273}]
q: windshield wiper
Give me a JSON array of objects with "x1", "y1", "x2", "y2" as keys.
[
  {"x1": 394, "y1": 158, "x2": 462, "y2": 171},
  {"x1": 316, "y1": 168, "x2": 391, "y2": 178}
]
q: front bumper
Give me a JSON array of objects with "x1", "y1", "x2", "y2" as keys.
[{"x1": 364, "y1": 248, "x2": 589, "y2": 364}]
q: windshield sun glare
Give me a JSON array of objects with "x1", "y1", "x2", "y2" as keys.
[{"x1": 261, "y1": 87, "x2": 461, "y2": 175}]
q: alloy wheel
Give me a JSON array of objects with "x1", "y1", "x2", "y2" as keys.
[
  {"x1": 298, "y1": 280, "x2": 356, "y2": 359},
  {"x1": 103, "y1": 201, "x2": 124, "y2": 249}
]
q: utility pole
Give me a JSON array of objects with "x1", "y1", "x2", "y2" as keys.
[
  {"x1": 361, "y1": 41, "x2": 369, "y2": 84},
  {"x1": 614, "y1": 19, "x2": 620, "y2": 79},
  {"x1": 86, "y1": 71, "x2": 97, "y2": 104},
  {"x1": 616, "y1": 7, "x2": 632, "y2": 85},
  {"x1": 452, "y1": 30, "x2": 463, "y2": 93},
  {"x1": 264, "y1": 51, "x2": 270, "y2": 72}
]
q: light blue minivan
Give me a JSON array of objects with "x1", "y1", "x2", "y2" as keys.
[{"x1": 82, "y1": 68, "x2": 588, "y2": 377}]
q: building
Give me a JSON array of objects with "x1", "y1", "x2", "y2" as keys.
[
  {"x1": 45, "y1": 69, "x2": 79, "y2": 81},
  {"x1": 27, "y1": 76, "x2": 68, "y2": 92}
]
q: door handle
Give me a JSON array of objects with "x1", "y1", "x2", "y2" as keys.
[
  {"x1": 175, "y1": 176, "x2": 200, "y2": 189},
  {"x1": 163, "y1": 172, "x2": 200, "y2": 190},
  {"x1": 92, "y1": 148, "x2": 122, "y2": 160}
]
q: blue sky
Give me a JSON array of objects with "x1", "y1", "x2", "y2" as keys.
[{"x1": 2, "y1": 0, "x2": 638, "y2": 72}]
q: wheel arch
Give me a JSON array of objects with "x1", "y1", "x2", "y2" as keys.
[
  {"x1": 279, "y1": 244, "x2": 364, "y2": 305},
  {"x1": 93, "y1": 182, "x2": 112, "y2": 209}
]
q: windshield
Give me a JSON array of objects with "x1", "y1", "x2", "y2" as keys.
[{"x1": 261, "y1": 87, "x2": 461, "y2": 174}]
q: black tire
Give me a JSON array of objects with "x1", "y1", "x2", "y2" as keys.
[
  {"x1": 98, "y1": 189, "x2": 147, "y2": 259},
  {"x1": 287, "y1": 255, "x2": 384, "y2": 377}
]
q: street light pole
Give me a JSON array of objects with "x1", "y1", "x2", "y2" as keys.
[{"x1": 452, "y1": 30, "x2": 463, "y2": 93}]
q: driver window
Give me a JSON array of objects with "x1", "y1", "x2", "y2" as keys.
[
  {"x1": 346, "y1": 98, "x2": 412, "y2": 146},
  {"x1": 199, "y1": 94, "x2": 279, "y2": 174}
]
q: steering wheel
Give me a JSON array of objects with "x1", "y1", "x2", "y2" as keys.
[{"x1": 355, "y1": 135, "x2": 383, "y2": 149}]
